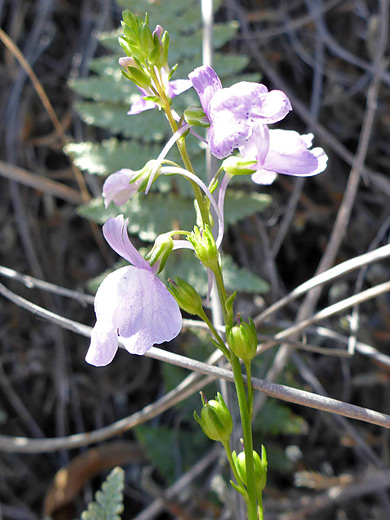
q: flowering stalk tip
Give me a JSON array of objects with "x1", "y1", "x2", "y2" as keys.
[{"x1": 118, "y1": 10, "x2": 191, "y2": 114}]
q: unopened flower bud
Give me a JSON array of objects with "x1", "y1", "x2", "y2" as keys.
[
  {"x1": 148, "y1": 26, "x2": 169, "y2": 68},
  {"x1": 233, "y1": 446, "x2": 267, "y2": 495},
  {"x1": 184, "y1": 106, "x2": 210, "y2": 127},
  {"x1": 194, "y1": 393, "x2": 233, "y2": 442},
  {"x1": 168, "y1": 277, "x2": 204, "y2": 317},
  {"x1": 139, "y1": 23, "x2": 154, "y2": 56},
  {"x1": 102, "y1": 168, "x2": 141, "y2": 208},
  {"x1": 188, "y1": 225, "x2": 219, "y2": 271},
  {"x1": 145, "y1": 233, "x2": 173, "y2": 273},
  {"x1": 222, "y1": 156, "x2": 257, "y2": 176},
  {"x1": 136, "y1": 160, "x2": 161, "y2": 193},
  {"x1": 153, "y1": 24, "x2": 164, "y2": 42},
  {"x1": 227, "y1": 318, "x2": 258, "y2": 361},
  {"x1": 119, "y1": 56, "x2": 137, "y2": 69},
  {"x1": 160, "y1": 31, "x2": 170, "y2": 68},
  {"x1": 126, "y1": 67, "x2": 152, "y2": 89}
]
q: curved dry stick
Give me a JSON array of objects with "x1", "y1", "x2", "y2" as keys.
[
  {"x1": 0, "y1": 265, "x2": 95, "y2": 304},
  {"x1": 254, "y1": 243, "x2": 390, "y2": 325},
  {"x1": 1, "y1": 279, "x2": 390, "y2": 453},
  {"x1": 0, "y1": 161, "x2": 84, "y2": 205},
  {"x1": 301, "y1": 0, "x2": 389, "y2": 312}
]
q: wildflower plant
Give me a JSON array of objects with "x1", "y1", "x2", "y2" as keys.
[{"x1": 82, "y1": 9, "x2": 328, "y2": 519}]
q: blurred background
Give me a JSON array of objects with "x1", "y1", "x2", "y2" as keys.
[{"x1": 1, "y1": 0, "x2": 390, "y2": 519}]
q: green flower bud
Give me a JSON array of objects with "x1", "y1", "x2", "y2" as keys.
[
  {"x1": 145, "y1": 233, "x2": 173, "y2": 273},
  {"x1": 126, "y1": 66, "x2": 152, "y2": 89},
  {"x1": 194, "y1": 393, "x2": 233, "y2": 442},
  {"x1": 233, "y1": 446, "x2": 267, "y2": 495},
  {"x1": 136, "y1": 160, "x2": 161, "y2": 192},
  {"x1": 160, "y1": 31, "x2": 170, "y2": 68},
  {"x1": 168, "y1": 277, "x2": 204, "y2": 317},
  {"x1": 184, "y1": 106, "x2": 210, "y2": 127},
  {"x1": 188, "y1": 225, "x2": 219, "y2": 271},
  {"x1": 139, "y1": 23, "x2": 154, "y2": 56},
  {"x1": 226, "y1": 318, "x2": 258, "y2": 362},
  {"x1": 148, "y1": 25, "x2": 169, "y2": 68},
  {"x1": 222, "y1": 156, "x2": 257, "y2": 176},
  {"x1": 119, "y1": 56, "x2": 138, "y2": 69}
]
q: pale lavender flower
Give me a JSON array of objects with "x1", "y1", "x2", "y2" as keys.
[
  {"x1": 188, "y1": 66, "x2": 292, "y2": 159},
  {"x1": 127, "y1": 68, "x2": 192, "y2": 115},
  {"x1": 239, "y1": 123, "x2": 328, "y2": 185},
  {"x1": 86, "y1": 215, "x2": 182, "y2": 366},
  {"x1": 102, "y1": 169, "x2": 141, "y2": 208},
  {"x1": 217, "y1": 124, "x2": 328, "y2": 235}
]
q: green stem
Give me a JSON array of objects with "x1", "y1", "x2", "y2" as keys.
[
  {"x1": 221, "y1": 440, "x2": 246, "y2": 495},
  {"x1": 212, "y1": 265, "x2": 231, "y2": 327},
  {"x1": 150, "y1": 69, "x2": 210, "y2": 227},
  {"x1": 230, "y1": 352, "x2": 258, "y2": 520},
  {"x1": 257, "y1": 493, "x2": 263, "y2": 520},
  {"x1": 244, "y1": 360, "x2": 254, "y2": 420},
  {"x1": 200, "y1": 311, "x2": 230, "y2": 360}
]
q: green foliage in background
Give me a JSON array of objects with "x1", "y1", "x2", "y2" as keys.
[
  {"x1": 80, "y1": 467, "x2": 124, "y2": 520},
  {"x1": 66, "y1": 0, "x2": 271, "y2": 295}
]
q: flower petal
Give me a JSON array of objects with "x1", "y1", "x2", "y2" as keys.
[
  {"x1": 207, "y1": 82, "x2": 271, "y2": 158},
  {"x1": 128, "y1": 96, "x2": 157, "y2": 115},
  {"x1": 239, "y1": 123, "x2": 270, "y2": 166},
  {"x1": 168, "y1": 79, "x2": 192, "y2": 97},
  {"x1": 86, "y1": 321, "x2": 119, "y2": 366},
  {"x1": 264, "y1": 130, "x2": 328, "y2": 176},
  {"x1": 103, "y1": 169, "x2": 139, "y2": 208},
  {"x1": 250, "y1": 171, "x2": 278, "y2": 185},
  {"x1": 208, "y1": 115, "x2": 251, "y2": 159},
  {"x1": 116, "y1": 269, "x2": 182, "y2": 355},
  {"x1": 209, "y1": 82, "x2": 268, "y2": 122},
  {"x1": 188, "y1": 66, "x2": 222, "y2": 118},
  {"x1": 103, "y1": 215, "x2": 151, "y2": 270},
  {"x1": 88, "y1": 265, "x2": 182, "y2": 361},
  {"x1": 251, "y1": 89, "x2": 292, "y2": 123}
]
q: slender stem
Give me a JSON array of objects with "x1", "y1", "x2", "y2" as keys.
[
  {"x1": 208, "y1": 165, "x2": 224, "y2": 190},
  {"x1": 175, "y1": 131, "x2": 211, "y2": 227},
  {"x1": 245, "y1": 360, "x2": 254, "y2": 420},
  {"x1": 200, "y1": 311, "x2": 230, "y2": 360},
  {"x1": 221, "y1": 440, "x2": 247, "y2": 494},
  {"x1": 151, "y1": 64, "x2": 259, "y2": 519},
  {"x1": 230, "y1": 352, "x2": 258, "y2": 520},
  {"x1": 212, "y1": 265, "x2": 231, "y2": 327},
  {"x1": 150, "y1": 68, "x2": 211, "y2": 227},
  {"x1": 258, "y1": 494, "x2": 263, "y2": 520}
]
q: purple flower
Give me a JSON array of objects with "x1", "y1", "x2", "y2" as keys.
[
  {"x1": 86, "y1": 215, "x2": 182, "y2": 366},
  {"x1": 188, "y1": 66, "x2": 292, "y2": 159},
  {"x1": 102, "y1": 169, "x2": 141, "y2": 208},
  {"x1": 239, "y1": 123, "x2": 328, "y2": 184},
  {"x1": 128, "y1": 68, "x2": 192, "y2": 115}
]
